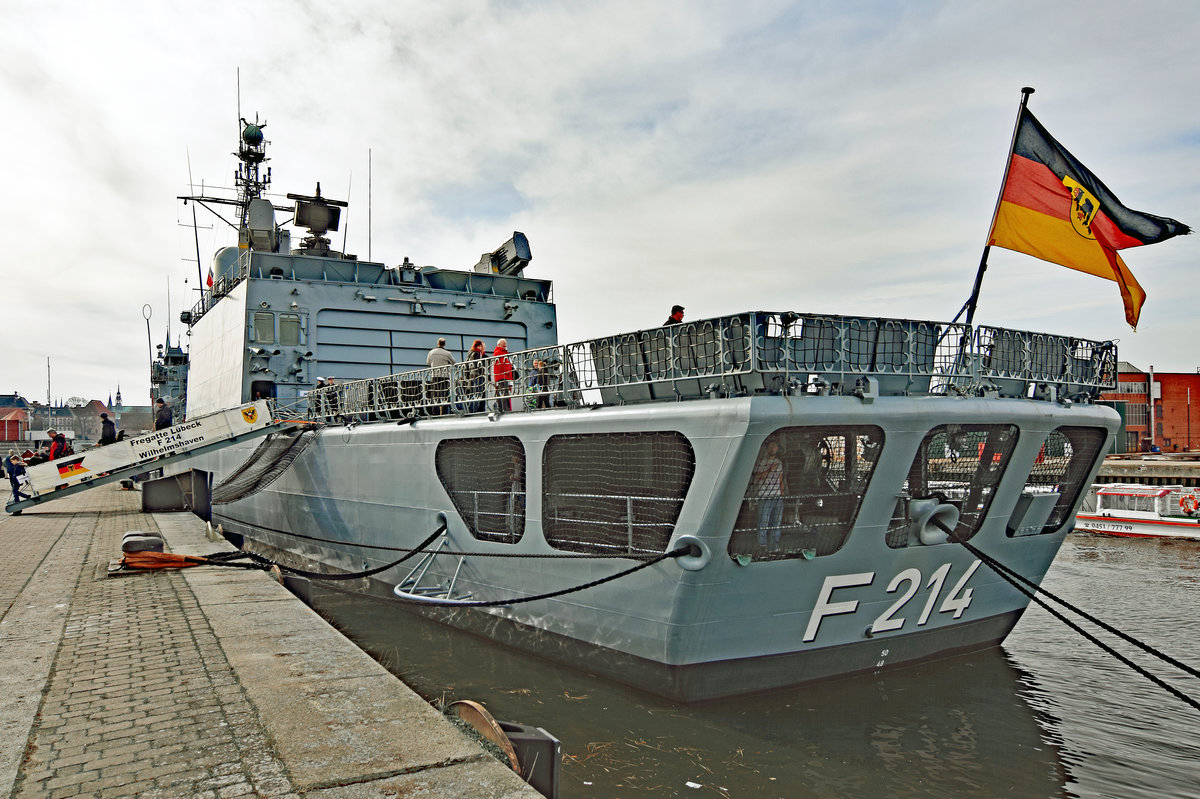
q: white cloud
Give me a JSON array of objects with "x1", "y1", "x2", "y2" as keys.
[{"x1": 1, "y1": 0, "x2": 1198, "y2": 405}]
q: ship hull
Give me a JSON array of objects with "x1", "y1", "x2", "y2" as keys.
[{"x1": 190, "y1": 393, "x2": 1101, "y2": 701}]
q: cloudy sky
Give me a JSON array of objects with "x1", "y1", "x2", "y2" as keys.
[{"x1": 2, "y1": 0, "x2": 1197, "y2": 406}]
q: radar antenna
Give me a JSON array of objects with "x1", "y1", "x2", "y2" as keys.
[{"x1": 234, "y1": 115, "x2": 271, "y2": 231}]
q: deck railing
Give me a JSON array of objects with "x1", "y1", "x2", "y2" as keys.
[{"x1": 304, "y1": 311, "x2": 1117, "y2": 423}]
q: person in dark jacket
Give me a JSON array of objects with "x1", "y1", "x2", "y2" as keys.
[
  {"x1": 154, "y1": 398, "x2": 173, "y2": 430},
  {"x1": 5, "y1": 451, "x2": 31, "y2": 503},
  {"x1": 663, "y1": 304, "x2": 685, "y2": 325},
  {"x1": 99, "y1": 413, "x2": 117, "y2": 445}
]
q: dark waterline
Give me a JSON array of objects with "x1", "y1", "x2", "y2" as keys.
[{"x1": 306, "y1": 534, "x2": 1200, "y2": 798}]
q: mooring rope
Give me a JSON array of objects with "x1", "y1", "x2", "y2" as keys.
[
  {"x1": 937, "y1": 519, "x2": 1200, "y2": 713},
  {"x1": 122, "y1": 524, "x2": 446, "y2": 580},
  {"x1": 120, "y1": 525, "x2": 692, "y2": 605},
  {"x1": 234, "y1": 523, "x2": 666, "y2": 559}
]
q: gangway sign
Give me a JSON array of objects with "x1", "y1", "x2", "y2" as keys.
[{"x1": 6, "y1": 401, "x2": 296, "y2": 514}]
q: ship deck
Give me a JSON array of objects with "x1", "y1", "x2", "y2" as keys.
[{"x1": 302, "y1": 311, "x2": 1117, "y2": 424}]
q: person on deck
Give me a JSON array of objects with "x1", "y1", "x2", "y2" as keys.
[
  {"x1": 99, "y1": 413, "x2": 117, "y2": 445},
  {"x1": 750, "y1": 440, "x2": 786, "y2": 555},
  {"x1": 154, "y1": 398, "x2": 173, "y2": 430},
  {"x1": 426, "y1": 337, "x2": 457, "y2": 415},
  {"x1": 492, "y1": 339, "x2": 514, "y2": 412},
  {"x1": 465, "y1": 339, "x2": 488, "y2": 413},
  {"x1": 663, "y1": 304, "x2": 685, "y2": 325}
]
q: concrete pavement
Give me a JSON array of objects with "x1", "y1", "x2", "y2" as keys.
[{"x1": 0, "y1": 485, "x2": 539, "y2": 798}]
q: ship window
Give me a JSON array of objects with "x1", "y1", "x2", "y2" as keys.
[
  {"x1": 279, "y1": 313, "x2": 302, "y2": 346},
  {"x1": 886, "y1": 424, "x2": 1019, "y2": 547},
  {"x1": 728, "y1": 426, "x2": 884, "y2": 563},
  {"x1": 1019, "y1": 426, "x2": 1107, "y2": 535},
  {"x1": 542, "y1": 432, "x2": 695, "y2": 555},
  {"x1": 252, "y1": 311, "x2": 274, "y2": 344},
  {"x1": 436, "y1": 437, "x2": 525, "y2": 543}
]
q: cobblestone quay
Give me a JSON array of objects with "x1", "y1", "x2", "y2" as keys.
[{"x1": 0, "y1": 486, "x2": 538, "y2": 798}]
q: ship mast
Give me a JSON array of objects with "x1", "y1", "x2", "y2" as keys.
[
  {"x1": 234, "y1": 116, "x2": 271, "y2": 235},
  {"x1": 178, "y1": 114, "x2": 285, "y2": 244}
]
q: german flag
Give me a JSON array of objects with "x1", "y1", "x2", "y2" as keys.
[
  {"x1": 989, "y1": 108, "x2": 1190, "y2": 329},
  {"x1": 56, "y1": 456, "x2": 89, "y2": 479}
]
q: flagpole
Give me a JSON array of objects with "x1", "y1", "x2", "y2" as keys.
[{"x1": 961, "y1": 86, "x2": 1036, "y2": 327}]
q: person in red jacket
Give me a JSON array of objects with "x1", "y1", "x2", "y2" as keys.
[
  {"x1": 492, "y1": 339, "x2": 513, "y2": 411},
  {"x1": 47, "y1": 430, "x2": 69, "y2": 461}
]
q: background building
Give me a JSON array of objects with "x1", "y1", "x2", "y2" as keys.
[{"x1": 1099, "y1": 363, "x2": 1200, "y2": 453}]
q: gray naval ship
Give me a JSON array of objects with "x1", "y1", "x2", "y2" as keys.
[{"x1": 163, "y1": 117, "x2": 1119, "y2": 701}]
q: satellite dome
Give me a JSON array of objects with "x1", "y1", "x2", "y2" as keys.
[{"x1": 242, "y1": 124, "x2": 264, "y2": 146}]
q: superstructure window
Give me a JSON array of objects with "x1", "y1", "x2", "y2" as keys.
[
  {"x1": 887, "y1": 424, "x2": 1018, "y2": 547},
  {"x1": 542, "y1": 432, "x2": 695, "y2": 555},
  {"x1": 1018, "y1": 426, "x2": 1107, "y2": 535},
  {"x1": 436, "y1": 437, "x2": 525, "y2": 543},
  {"x1": 279, "y1": 313, "x2": 302, "y2": 346},
  {"x1": 252, "y1": 311, "x2": 274, "y2": 344},
  {"x1": 728, "y1": 426, "x2": 884, "y2": 562}
]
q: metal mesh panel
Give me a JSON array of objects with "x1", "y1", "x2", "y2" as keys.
[
  {"x1": 211, "y1": 430, "x2": 319, "y2": 505},
  {"x1": 1023, "y1": 426, "x2": 1108, "y2": 533},
  {"x1": 886, "y1": 424, "x2": 1019, "y2": 547},
  {"x1": 728, "y1": 426, "x2": 884, "y2": 562},
  {"x1": 307, "y1": 312, "x2": 1116, "y2": 422},
  {"x1": 542, "y1": 432, "x2": 695, "y2": 555},
  {"x1": 435, "y1": 437, "x2": 526, "y2": 543}
]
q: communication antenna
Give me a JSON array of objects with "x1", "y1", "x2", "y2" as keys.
[
  {"x1": 186, "y1": 147, "x2": 204, "y2": 293},
  {"x1": 143, "y1": 304, "x2": 153, "y2": 366},
  {"x1": 341, "y1": 171, "x2": 353, "y2": 255},
  {"x1": 368, "y1": 148, "x2": 372, "y2": 262}
]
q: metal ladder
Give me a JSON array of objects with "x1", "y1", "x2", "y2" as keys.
[{"x1": 394, "y1": 537, "x2": 473, "y2": 602}]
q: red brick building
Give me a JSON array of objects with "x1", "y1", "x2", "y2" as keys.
[{"x1": 1101, "y1": 363, "x2": 1200, "y2": 453}]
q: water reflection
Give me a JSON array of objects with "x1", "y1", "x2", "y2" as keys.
[
  {"x1": 1005, "y1": 534, "x2": 1200, "y2": 799},
  {"x1": 310, "y1": 584, "x2": 1066, "y2": 798},
  {"x1": 301, "y1": 534, "x2": 1200, "y2": 797}
]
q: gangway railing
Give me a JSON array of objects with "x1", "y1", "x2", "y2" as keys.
[{"x1": 5, "y1": 400, "x2": 305, "y2": 514}]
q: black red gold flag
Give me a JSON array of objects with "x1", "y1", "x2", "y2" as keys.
[{"x1": 988, "y1": 108, "x2": 1189, "y2": 329}]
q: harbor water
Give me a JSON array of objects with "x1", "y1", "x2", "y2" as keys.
[{"x1": 307, "y1": 533, "x2": 1200, "y2": 798}]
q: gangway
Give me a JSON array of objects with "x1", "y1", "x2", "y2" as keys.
[{"x1": 6, "y1": 400, "x2": 306, "y2": 514}]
